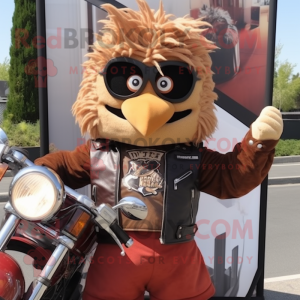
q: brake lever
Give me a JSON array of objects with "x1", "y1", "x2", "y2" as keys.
[
  {"x1": 94, "y1": 204, "x2": 126, "y2": 256},
  {"x1": 98, "y1": 221, "x2": 126, "y2": 256}
]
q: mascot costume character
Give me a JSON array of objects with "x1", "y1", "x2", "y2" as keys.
[{"x1": 35, "y1": 1, "x2": 283, "y2": 299}]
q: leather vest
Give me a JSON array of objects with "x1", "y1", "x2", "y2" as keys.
[{"x1": 90, "y1": 139, "x2": 202, "y2": 245}]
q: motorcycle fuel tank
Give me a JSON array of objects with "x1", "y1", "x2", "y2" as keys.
[{"x1": 0, "y1": 252, "x2": 25, "y2": 300}]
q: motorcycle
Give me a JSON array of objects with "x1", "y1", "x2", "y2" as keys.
[{"x1": 0, "y1": 128, "x2": 148, "y2": 300}]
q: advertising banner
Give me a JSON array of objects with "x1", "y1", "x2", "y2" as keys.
[
  {"x1": 41, "y1": 0, "x2": 276, "y2": 298},
  {"x1": 187, "y1": 0, "x2": 276, "y2": 297},
  {"x1": 115, "y1": 0, "x2": 276, "y2": 297}
]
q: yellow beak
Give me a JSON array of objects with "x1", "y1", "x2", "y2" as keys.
[{"x1": 121, "y1": 93, "x2": 175, "y2": 136}]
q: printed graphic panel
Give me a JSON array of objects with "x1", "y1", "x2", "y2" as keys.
[
  {"x1": 104, "y1": 0, "x2": 275, "y2": 297},
  {"x1": 190, "y1": 0, "x2": 272, "y2": 116}
]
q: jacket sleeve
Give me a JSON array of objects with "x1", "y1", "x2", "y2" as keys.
[
  {"x1": 198, "y1": 128, "x2": 278, "y2": 199},
  {"x1": 34, "y1": 141, "x2": 91, "y2": 189}
]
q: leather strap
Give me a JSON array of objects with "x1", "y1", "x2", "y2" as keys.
[{"x1": 176, "y1": 224, "x2": 198, "y2": 241}]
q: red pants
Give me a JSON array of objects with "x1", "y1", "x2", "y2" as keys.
[{"x1": 83, "y1": 232, "x2": 215, "y2": 300}]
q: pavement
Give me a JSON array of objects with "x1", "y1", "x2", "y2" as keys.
[
  {"x1": 264, "y1": 183, "x2": 300, "y2": 299},
  {"x1": 264, "y1": 275, "x2": 300, "y2": 300},
  {"x1": 0, "y1": 157, "x2": 299, "y2": 299},
  {"x1": 269, "y1": 156, "x2": 300, "y2": 185},
  {"x1": 265, "y1": 156, "x2": 300, "y2": 299}
]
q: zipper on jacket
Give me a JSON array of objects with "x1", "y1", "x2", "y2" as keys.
[
  {"x1": 191, "y1": 188, "x2": 195, "y2": 223},
  {"x1": 159, "y1": 150, "x2": 169, "y2": 244},
  {"x1": 174, "y1": 171, "x2": 193, "y2": 190},
  {"x1": 114, "y1": 145, "x2": 120, "y2": 224}
]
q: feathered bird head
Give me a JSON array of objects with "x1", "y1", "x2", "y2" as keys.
[{"x1": 72, "y1": 0, "x2": 218, "y2": 146}]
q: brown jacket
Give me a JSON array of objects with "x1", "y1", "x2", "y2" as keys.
[
  {"x1": 35, "y1": 129, "x2": 277, "y2": 198},
  {"x1": 35, "y1": 128, "x2": 277, "y2": 243}
]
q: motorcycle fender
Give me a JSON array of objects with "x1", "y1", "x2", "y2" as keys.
[{"x1": 0, "y1": 252, "x2": 25, "y2": 300}]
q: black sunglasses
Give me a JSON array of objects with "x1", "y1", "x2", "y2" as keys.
[{"x1": 99, "y1": 57, "x2": 200, "y2": 103}]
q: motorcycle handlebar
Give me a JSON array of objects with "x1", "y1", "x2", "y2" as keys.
[
  {"x1": 109, "y1": 220, "x2": 133, "y2": 248},
  {"x1": 1, "y1": 145, "x2": 139, "y2": 256}
]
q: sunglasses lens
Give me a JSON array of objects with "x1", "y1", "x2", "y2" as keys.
[
  {"x1": 155, "y1": 65, "x2": 195, "y2": 102},
  {"x1": 106, "y1": 62, "x2": 144, "y2": 97}
]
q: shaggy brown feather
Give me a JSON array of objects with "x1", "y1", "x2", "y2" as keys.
[{"x1": 72, "y1": 0, "x2": 218, "y2": 144}]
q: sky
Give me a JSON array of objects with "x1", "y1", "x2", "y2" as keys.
[
  {"x1": 0, "y1": 1, "x2": 14, "y2": 63},
  {"x1": 275, "y1": 0, "x2": 300, "y2": 75},
  {"x1": 0, "y1": 0, "x2": 299, "y2": 75}
]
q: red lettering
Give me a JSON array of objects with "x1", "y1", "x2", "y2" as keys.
[
  {"x1": 181, "y1": 256, "x2": 189, "y2": 264},
  {"x1": 227, "y1": 256, "x2": 232, "y2": 264},
  {"x1": 218, "y1": 28, "x2": 238, "y2": 49},
  {"x1": 234, "y1": 67, "x2": 241, "y2": 75},
  {"x1": 70, "y1": 66, "x2": 78, "y2": 75},
  {"x1": 195, "y1": 219, "x2": 210, "y2": 240},
  {"x1": 211, "y1": 219, "x2": 231, "y2": 238},
  {"x1": 111, "y1": 66, "x2": 118, "y2": 74},
  {"x1": 245, "y1": 67, "x2": 252, "y2": 74},
  {"x1": 204, "y1": 137, "x2": 216, "y2": 151},
  {"x1": 126, "y1": 256, "x2": 131, "y2": 264},
  {"x1": 240, "y1": 29, "x2": 261, "y2": 50},
  {"x1": 78, "y1": 256, "x2": 85, "y2": 264},
  {"x1": 215, "y1": 66, "x2": 222, "y2": 74},
  {"x1": 208, "y1": 256, "x2": 214, "y2": 264},
  {"x1": 130, "y1": 66, "x2": 136, "y2": 74},
  {"x1": 140, "y1": 256, "x2": 147, "y2": 264},
  {"x1": 148, "y1": 257, "x2": 155, "y2": 264},
  {"x1": 206, "y1": 66, "x2": 212, "y2": 74},
  {"x1": 231, "y1": 138, "x2": 238, "y2": 150},
  {"x1": 47, "y1": 28, "x2": 62, "y2": 49},
  {"x1": 107, "y1": 256, "x2": 115, "y2": 264},
  {"x1": 255, "y1": 66, "x2": 262, "y2": 74},
  {"x1": 32, "y1": 36, "x2": 45, "y2": 49},
  {"x1": 15, "y1": 29, "x2": 30, "y2": 49},
  {"x1": 77, "y1": 138, "x2": 86, "y2": 146},
  {"x1": 247, "y1": 256, "x2": 253, "y2": 264},
  {"x1": 159, "y1": 256, "x2": 164, "y2": 264},
  {"x1": 217, "y1": 138, "x2": 231, "y2": 152},
  {"x1": 187, "y1": 66, "x2": 194, "y2": 75},
  {"x1": 232, "y1": 219, "x2": 253, "y2": 239}
]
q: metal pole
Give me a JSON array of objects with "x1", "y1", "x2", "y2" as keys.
[
  {"x1": 256, "y1": 0, "x2": 278, "y2": 297},
  {"x1": 36, "y1": 0, "x2": 49, "y2": 157},
  {"x1": 0, "y1": 214, "x2": 19, "y2": 251},
  {"x1": 29, "y1": 244, "x2": 68, "y2": 300}
]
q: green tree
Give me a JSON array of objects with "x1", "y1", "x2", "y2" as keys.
[
  {"x1": 0, "y1": 57, "x2": 10, "y2": 81},
  {"x1": 273, "y1": 62, "x2": 300, "y2": 111},
  {"x1": 292, "y1": 73, "x2": 299, "y2": 81},
  {"x1": 274, "y1": 42, "x2": 283, "y2": 78},
  {"x1": 4, "y1": 0, "x2": 38, "y2": 123},
  {"x1": 293, "y1": 73, "x2": 300, "y2": 109}
]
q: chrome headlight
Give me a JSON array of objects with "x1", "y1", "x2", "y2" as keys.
[{"x1": 9, "y1": 166, "x2": 65, "y2": 221}]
